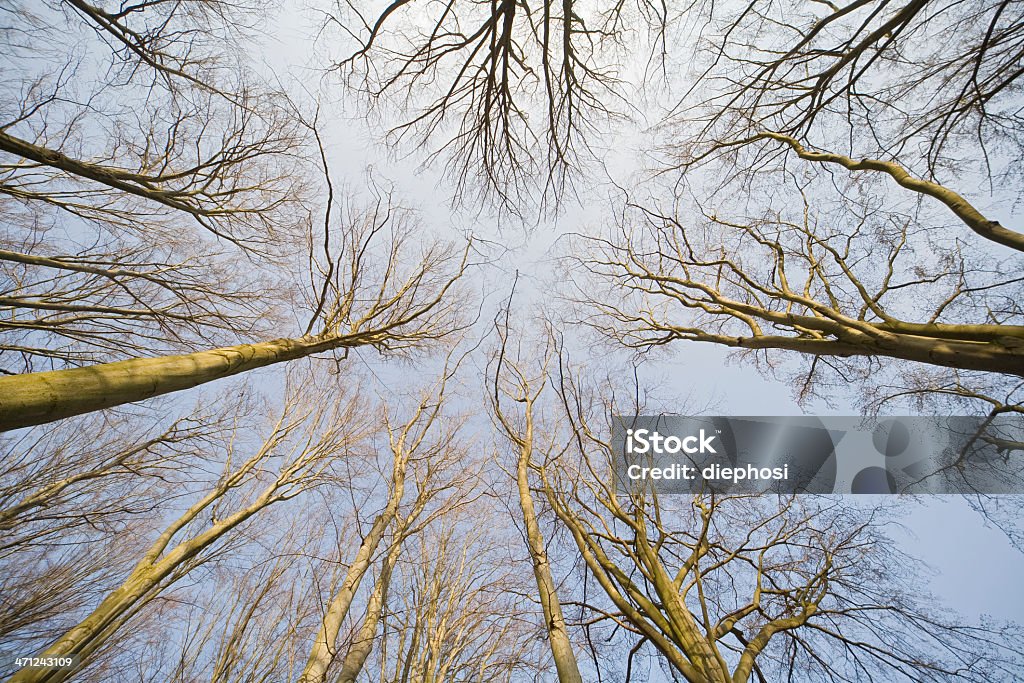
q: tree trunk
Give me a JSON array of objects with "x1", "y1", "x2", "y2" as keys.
[
  {"x1": 336, "y1": 542, "x2": 400, "y2": 683},
  {"x1": 8, "y1": 483, "x2": 278, "y2": 683},
  {"x1": 0, "y1": 335, "x2": 344, "y2": 432},
  {"x1": 297, "y1": 511, "x2": 395, "y2": 683},
  {"x1": 517, "y1": 410, "x2": 584, "y2": 683}
]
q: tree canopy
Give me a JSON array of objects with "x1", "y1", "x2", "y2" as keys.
[{"x1": 2, "y1": 1, "x2": 1023, "y2": 682}]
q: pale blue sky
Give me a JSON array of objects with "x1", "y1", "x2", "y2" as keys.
[{"x1": 260, "y1": 0, "x2": 1024, "y2": 626}]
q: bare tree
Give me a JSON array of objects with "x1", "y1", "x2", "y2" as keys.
[
  {"x1": 372, "y1": 522, "x2": 541, "y2": 683},
  {"x1": 1, "y1": 1, "x2": 300, "y2": 251},
  {"x1": 503, "y1": 338, "x2": 1024, "y2": 681},
  {"x1": 0, "y1": 202, "x2": 470, "y2": 431},
  {"x1": 5, "y1": 373, "x2": 369, "y2": 683},
  {"x1": 555, "y1": 0, "x2": 1024, "y2": 404},
  {"x1": 325, "y1": 0, "x2": 671, "y2": 211},
  {"x1": 0, "y1": 395, "x2": 255, "y2": 661},
  {"x1": 2, "y1": 2, "x2": 474, "y2": 431},
  {"x1": 332, "y1": 526, "x2": 404, "y2": 683},
  {"x1": 0, "y1": 239, "x2": 271, "y2": 374},
  {"x1": 489, "y1": 315, "x2": 584, "y2": 683},
  {"x1": 569, "y1": 183, "x2": 1023, "y2": 388},
  {"x1": 110, "y1": 514, "x2": 342, "y2": 683},
  {"x1": 0, "y1": 1, "x2": 296, "y2": 375},
  {"x1": 0, "y1": 407, "x2": 227, "y2": 545},
  {"x1": 201, "y1": 555, "x2": 316, "y2": 683},
  {"x1": 73, "y1": 530, "x2": 325, "y2": 683},
  {"x1": 4, "y1": 3, "x2": 1024, "y2": 683},
  {"x1": 674, "y1": 0, "x2": 1024, "y2": 198},
  {"x1": 298, "y1": 359, "x2": 474, "y2": 683},
  {"x1": 69, "y1": 353, "x2": 520, "y2": 683},
  {"x1": 1, "y1": 1, "x2": 300, "y2": 374}
]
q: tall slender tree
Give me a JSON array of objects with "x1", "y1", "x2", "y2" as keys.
[{"x1": 489, "y1": 317, "x2": 584, "y2": 683}]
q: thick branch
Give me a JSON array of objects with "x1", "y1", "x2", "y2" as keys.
[{"x1": 762, "y1": 131, "x2": 1024, "y2": 252}]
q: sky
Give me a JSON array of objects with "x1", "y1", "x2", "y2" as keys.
[
  {"x1": 243, "y1": 0, "x2": 1024, "y2": 627},
  {"x1": 1, "y1": 3, "x2": 1022, "y2": 682}
]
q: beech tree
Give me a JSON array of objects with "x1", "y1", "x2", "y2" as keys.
[
  {"x1": 1, "y1": 2, "x2": 471, "y2": 431},
  {"x1": 298, "y1": 360, "x2": 475, "y2": 683},
  {"x1": 331, "y1": 527, "x2": 403, "y2": 683},
  {"x1": 1, "y1": 0, "x2": 299, "y2": 250},
  {"x1": 499, "y1": 336, "x2": 1024, "y2": 681},
  {"x1": 1, "y1": 1, "x2": 306, "y2": 373},
  {"x1": 568, "y1": 0, "x2": 1024, "y2": 402},
  {"x1": 0, "y1": 240, "x2": 271, "y2": 373},
  {"x1": 675, "y1": 0, "x2": 1024, "y2": 199},
  {"x1": 329, "y1": 1, "x2": 1024, "y2": 403},
  {"x1": 0, "y1": 199, "x2": 469, "y2": 431},
  {"x1": 170, "y1": 553, "x2": 316, "y2": 683},
  {"x1": 0, "y1": 395, "x2": 251, "y2": 661},
  {"x1": 568, "y1": 180, "x2": 1023, "y2": 386},
  {"x1": 490, "y1": 316, "x2": 584, "y2": 683},
  {"x1": 370, "y1": 523, "x2": 540, "y2": 682},
  {"x1": 3, "y1": 2, "x2": 1023, "y2": 682},
  {"x1": 326, "y1": 0, "x2": 671, "y2": 210},
  {"x1": 10, "y1": 361, "x2": 538, "y2": 683},
  {"x1": 6, "y1": 374, "x2": 369, "y2": 683}
]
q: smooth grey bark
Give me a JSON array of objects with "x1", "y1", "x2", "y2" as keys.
[{"x1": 297, "y1": 420, "x2": 416, "y2": 683}]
